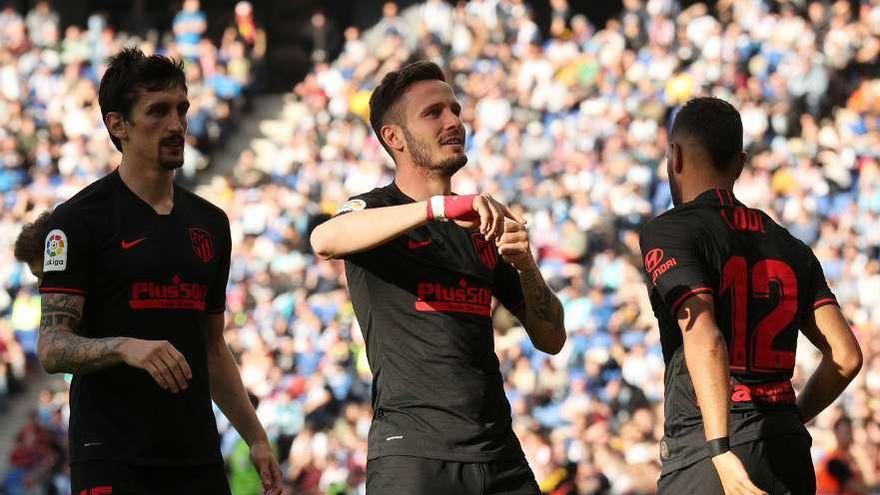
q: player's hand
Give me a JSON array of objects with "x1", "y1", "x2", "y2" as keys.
[
  {"x1": 250, "y1": 437, "x2": 283, "y2": 495},
  {"x1": 453, "y1": 193, "x2": 523, "y2": 242},
  {"x1": 711, "y1": 452, "x2": 767, "y2": 495},
  {"x1": 496, "y1": 219, "x2": 535, "y2": 272},
  {"x1": 118, "y1": 338, "x2": 192, "y2": 393}
]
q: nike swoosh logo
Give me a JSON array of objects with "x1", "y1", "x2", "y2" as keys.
[
  {"x1": 407, "y1": 239, "x2": 432, "y2": 249},
  {"x1": 121, "y1": 237, "x2": 147, "y2": 250}
]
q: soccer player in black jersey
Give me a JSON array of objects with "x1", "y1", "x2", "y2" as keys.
[
  {"x1": 310, "y1": 61, "x2": 566, "y2": 495},
  {"x1": 37, "y1": 48, "x2": 282, "y2": 495},
  {"x1": 640, "y1": 97, "x2": 863, "y2": 495}
]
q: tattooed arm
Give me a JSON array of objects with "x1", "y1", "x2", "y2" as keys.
[
  {"x1": 38, "y1": 293, "x2": 125, "y2": 374},
  {"x1": 39, "y1": 293, "x2": 193, "y2": 392},
  {"x1": 514, "y1": 265, "x2": 566, "y2": 354},
  {"x1": 496, "y1": 220, "x2": 566, "y2": 354}
]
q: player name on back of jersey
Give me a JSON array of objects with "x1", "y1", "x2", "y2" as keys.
[
  {"x1": 720, "y1": 204, "x2": 766, "y2": 234},
  {"x1": 129, "y1": 274, "x2": 208, "y2": 310}
]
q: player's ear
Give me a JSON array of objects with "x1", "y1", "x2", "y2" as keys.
[
  {"x1": 380, "y1": 124, "x2": 405, "y2": 153},
  {"x1": 105, "y1": 112, "x2": 128, "y2": 142},
  {"x1": 671, "y1": 142, "x2": 684, "y2": 174}
]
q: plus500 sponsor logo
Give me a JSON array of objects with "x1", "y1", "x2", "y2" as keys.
[
  {"x1": 415, "y1": 279, "x2": 492, "y2": 316},
  {"x1": 130, "y1": 275, "x2": 208, "y2": 310}
]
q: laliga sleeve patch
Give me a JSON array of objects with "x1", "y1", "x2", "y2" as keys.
[
  {"x1": 44, "y1": 229, "x2": 68, "y2": 272},
  {"x1": 336, "y1": 199, "x2": 367, "y2": 215}
]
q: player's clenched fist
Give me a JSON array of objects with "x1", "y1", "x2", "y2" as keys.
[
  {"x1": 495, "y1": 219, "x2": 535, "y2": 272},
  {"x1": 427, "y1": 193, "x2": 523, "y2": 242},
  {"x1": 119, "y1": 338, "x2": 193, "y2": 393}
]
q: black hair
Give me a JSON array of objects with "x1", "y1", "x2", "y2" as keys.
[
  {"x1": 368, "y1": 60, "x2": 446, "y2": 154},
  {"x1": 670, "y1": 97, "x2": 743, "y2": 174},
  {"x1": 98, "y1": 47, "x2": 186, "y2": 151}
]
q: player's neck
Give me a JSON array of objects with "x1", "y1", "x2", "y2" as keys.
[
  {"x1": 394, "y1": 164, "x2": 452, "y2": 201},
  {"x1": 682, "y1": 176, "x2": 736, "y2": 204},
  {"x1": 118, "y1": 157, "x2": 175, "y2": 214}
]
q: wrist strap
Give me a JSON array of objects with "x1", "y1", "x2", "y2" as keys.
[
  {"x1": 706, "y1": 437, "x2": 731, "y2": 458},
  {"x1": 427, "y1": 196, "x2": 447, "y2": 221},
  {"x1": 427, "y1": 195, "x2": 477, "y2": 222}
]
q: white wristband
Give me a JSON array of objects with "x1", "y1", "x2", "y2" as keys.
[{"x1": 430, "y1": 195, "x2": 447, "y2": 222}]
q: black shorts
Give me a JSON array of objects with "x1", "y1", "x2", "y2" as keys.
[
  {"x1": 71, "y1": 460, "x2": 231, "y2": 495},
  {"x1": 658, "y1": 433, "x2": 815, "y2": 495},
  {"x1": 366, "y1": 455, "x2": 540, "y2": 495}
]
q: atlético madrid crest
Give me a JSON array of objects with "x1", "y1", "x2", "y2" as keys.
[
  {"x1": 471, "y1": 233, "x2": 497, "y2": 269},
  {"x1": 189, "y1": 228, "x2": 214, "y2": 263}
]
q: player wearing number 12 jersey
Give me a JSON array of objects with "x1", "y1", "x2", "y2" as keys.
[{"x1": 640, "y1": 98, "x2": 862, "y2": 495}]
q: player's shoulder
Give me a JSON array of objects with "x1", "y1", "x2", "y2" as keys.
[
  {"x1": 641, "y1": 203, "x2": 707, "y2": 238},
  {"x1": 763, "y1": 214, "x2": 817, "y2": 259},
  {"x1": 51, "y1": 173, "x2": 121, "y2": 227},
  {"x1": 339, "y1": 183, "x2": 399, "y2": 213},
  {"x1": 176, "y1": 185, "x2": 229, "y2": 225},
  {"x1": 54, "y1": 173, "x2": 117, "y2": 212}
]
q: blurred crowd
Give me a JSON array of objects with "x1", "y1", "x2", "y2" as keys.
[{"x1": 2, "y1": 0, "x2": 880, "y2": 494}]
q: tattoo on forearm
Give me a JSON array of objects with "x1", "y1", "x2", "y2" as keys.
[
  {"x1": 519, "y1": 268, "x2": 564, "y2": 325},
  {"x1": 39, "y1": 293, "x2": 125, "y2": 374}
]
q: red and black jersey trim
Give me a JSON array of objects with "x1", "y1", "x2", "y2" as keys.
[
  {"x1": 714, "y1": 188, "x2": 735, "y2": 206},
  {"x1": 812, "y1": 297, "x2": 838, "y2": 310},
  {"x1": 39, "y1": 286, "x2": 87, "y2": 295},
  {"x1": 670, "y1": 286, "x2": 714, "y2": 314}
]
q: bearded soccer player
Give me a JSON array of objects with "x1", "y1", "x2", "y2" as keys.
[
  {"x1": 310, "y1": 61, "x2": 566, "y2": 495},
  {"x1": 640, "y1": 97, "x2": 862, "y2": 494},
  {"x1": 37, "y1": 48, "x2": 282, "y2": 495}
]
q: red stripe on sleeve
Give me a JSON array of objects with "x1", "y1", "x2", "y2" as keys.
[
  {"x1": 39, "y1": 287, "x2": 87, "y2": 295},
  {"x1": 670, "y1": 286, "x2": 714, "y2": 314},
  {"x1": 812, "y1": 298, "x2": 838, "y2": 310}
]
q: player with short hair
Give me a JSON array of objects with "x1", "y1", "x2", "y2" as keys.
[
  {"x1": 310, "y1": 60, "x2": 566, "y2": 495},
  {"x1": 38, "y1": 48, "x2": 282, "y2": 495},
  {"x1": 640, "y1": 97, "x2": 862, "y2": 494}
]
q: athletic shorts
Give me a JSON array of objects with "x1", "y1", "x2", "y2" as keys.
[
  {"x1": 71, "y1": 460, "x2": 231, "y2": 495},
  {"x1": 366, "y1": 455, "x2": 540, "y2": 495},
  {"x1": 658, "y1": 433, "x2": 815, "y2": 495}
]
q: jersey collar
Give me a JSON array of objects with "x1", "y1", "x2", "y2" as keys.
[{"x1": 695, "y1": 188, "x2": 738, "y2": 207}]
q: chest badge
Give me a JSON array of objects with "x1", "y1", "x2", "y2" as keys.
[
  {"x1": 470, "y1": 233, "x2": 497, "y2": 269},
  {"x1": 189, "y1": 228, "x2": 214, "y2": 263}
]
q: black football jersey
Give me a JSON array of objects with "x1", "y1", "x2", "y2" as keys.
[
  {"x1": 339, "y1": 182, "x2": 527, "y2": 462},
  {"x1": 639, "y1": 188, "x2": 836, "y2": 474},
  {"x1": 40, "y1": 170, "x2": 231, "y2": 466}
]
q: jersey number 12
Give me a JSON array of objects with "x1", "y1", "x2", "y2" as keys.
[{"x1": 720, "y1": 256, "x2": 798, "y2": 373}]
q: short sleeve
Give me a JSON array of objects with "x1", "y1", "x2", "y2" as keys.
[
  {"x1": 332, "y1": 193, "x2": 384, "y2": 218},
  {"x1": 205, "y1": 214, "x2": 232, "y2": 314},
  {"x1": 494, "y1": 260, "x2": 525, "y2": 314},
  {"x1": 807, "y1": 252, "x2": 838, "y2": 310},
  {"x1": 333, "y1": 190, "x2": 392, "y2": 263},
  {"x1": 639, "y1": 214, "x2": 713, "y2": 314},
  {"x1": 39, "y1": 205, "x2": 93, "y2": 296}
]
